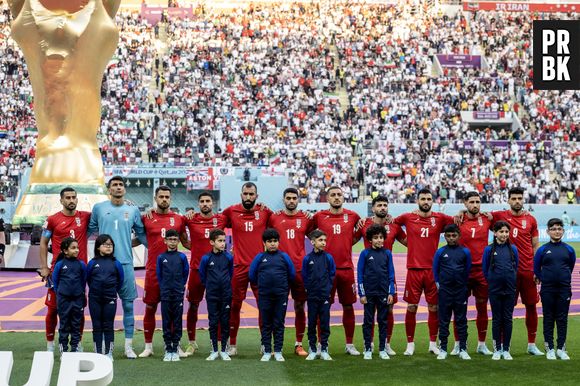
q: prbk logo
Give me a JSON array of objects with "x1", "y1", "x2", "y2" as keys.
[{"x1": 533, "y1": 20, "x2": 580, "y2": 90}]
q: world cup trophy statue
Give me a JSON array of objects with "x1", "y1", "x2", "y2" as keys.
[{"x1": 8, "y1": 0, "x2": 122, "y2": 226}]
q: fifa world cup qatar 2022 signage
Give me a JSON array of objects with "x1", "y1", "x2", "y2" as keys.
[
  {"x1": 436, "y1": 55, "x2": 482, "y2": 69},
  {"x1": 0, "y1": 351, "x2": 113, "y2": 386}
]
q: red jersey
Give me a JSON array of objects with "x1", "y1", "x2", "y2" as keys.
[
  {"x1": 222, "y1": 204, "x2": 273, "y2": 266},
  {"x1": 313, "y1": 209, "x2": 360, "y2": 269},
  {"x1": 491, "y1": 210, "x2": 538, "y2": 272},
  {"x1": 44, "y1": 211, "x2": 91, "y2": 267},
  {"x1": 268, "y1": 211, "x2": 314, "y2": 270},
  {"x1": 459, "y1": 215, "x2": 492, "y2": 265},
  {"x1": 185, "y1": 213, "x2": 228, "y2": 269},
  {"x1": 394, "y1": 212, "x2": 454, "y2": 269},
  {"x1": 142, "y1": 212, "x2": 186, "y2": 271},
  {"x1": 357, "y1": 217, "x2": 406, "y2": 250}
]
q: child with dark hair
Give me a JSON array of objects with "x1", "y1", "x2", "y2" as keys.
[
  {"x1": 156, "y1": 229, "x2": 189, "y2": 362},
  {"x1": 433, "y1": 224, "x2": 472, "y2": 360},
  {"x1": 483, "y1": 221, "x2": 519, "y2": 360},
  {"x1": 249, "y1": 228, "x2": 295, "y2": 362},
  {"x1": 302, "y1": 229, "x2": 335, "y2": 360},
  {"x1": 357, "y1": 224, "x2": 395, "y2": 360},
  {"x1": 52, "y1": 237, "x2": 87, "y2": 355},
  {"x1": 86, "y1": 234, "x2": 124, "y2": 360},
  {"x1": 534, "y1": 218, "x2": 576, "y2": 360},
  {"x1": 199, "y1": 228, "x2": 234, "y2": 361}
]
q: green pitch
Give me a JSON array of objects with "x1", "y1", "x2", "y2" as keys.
[{"x1": 4, "y1": 318, "x2": 580, "y2": 385}]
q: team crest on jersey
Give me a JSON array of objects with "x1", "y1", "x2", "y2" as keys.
[
  {"x1": 255, "y1": 211, "x2": 260, "y2": 220},
  {"x1": 522, "y1": 220, "x2": 527, "y2": 229},
  {"x1": 478, "y1": 217, "x2": 483, "y2": 226},
  {"x1": 124, "y1": 212, "x2": 129, "y2": 221},
  {"x1": 213, "y1": 217, "x2": 218, "y2": 227},
  {"x1": 296, "y1": 219, "x2": 302, "y2": 229},
  {"x1": 343, "y1": 214, "x2": 349, "y2": 223},
  {"x1": 75, "y1": 217, "x2": 81, "y2": 227},
  {"x1": 385, "y1": 225, "x2": 390, "y2": 234},
  {"x1": 431, "y1": 217, "x2": 436, "y2": 227},
  {"x1": 170, "y1": 217, "x2": 175, "y2": 227}
]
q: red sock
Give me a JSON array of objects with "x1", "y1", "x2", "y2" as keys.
[
  {"x1": 525, "y1": 304, "x2": 538, "y2": 344},
  {"x1": 186, "y1": 303, "x2": 199, "y2": 342},
  {"x1": 144, "y1": 304, "x2": 157, "y2": 343},
  {"x1": 295, "y1": 306, "x2": 306, "y2": 343},
  {"x1": 387, "y1": 311, "x2": 394, "y2": 343},
  {"x1": 46, "y1": 307, "x2": 58, "y2": 342},
  {"x1": 453, "y1": 320, "x2": 458, "y2": 341},
  {"x1": 428, "y1": 310, "x2": 438, "y2": 342},
  {"x1": 476, "y1": 301, "x2": 488, "y2": 342},
  {"x1": 343, "y1": 306, "x2": 355, "y2": 344},
  {"x1": 405, "y1": 310, "x2": 416, "y2": 343},
  {"x1": 229, "y1": 301, "x2": 242, "y2": 346}
]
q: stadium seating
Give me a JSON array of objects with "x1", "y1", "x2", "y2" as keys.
[{"x1": 0, "y1": 2, "x2": 578, "y2": 204}]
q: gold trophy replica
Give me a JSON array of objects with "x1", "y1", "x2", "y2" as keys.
[{"x1": 8, "y1": 0, "x2": 122, "y2": 226}]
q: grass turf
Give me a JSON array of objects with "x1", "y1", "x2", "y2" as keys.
[{"x1": 4, "y1": 317, "x2": 580, "y2": 385}]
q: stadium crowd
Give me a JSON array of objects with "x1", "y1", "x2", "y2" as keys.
[{"x1": 0, "y1": 1, "x2": 578, "y2": 204}]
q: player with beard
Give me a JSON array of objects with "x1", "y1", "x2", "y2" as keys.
[
  {"x1": 222, "y1": 183, "x2": 273, "y2": 356},
  {"x1": 354, "y1": 195, "x2": 406, "y2": 355},
  {"x1": 313, "y1": 186, "x2": 361, "y2": 356},
  {"x1": 490, "y1": 187, "x2": 542, "y2": 355},
  {"x1": 183, "y1": 192, "x2": 227, "y2": 356},
  {"x1": 39, "y1": 187, "x2": 90, "y2": 353},
  {"x1": 449, "y1": 191, "x2": 493, "y2": 356},
  {"x1": 267, "y1": 187, "x2": 314, "y2": 356},
  {"x1": 137, "y1": 186, "x2": 187, "y2": 358},
  {"x1": 394, "y1": 189, "x2": 454, "y2": 356}
]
